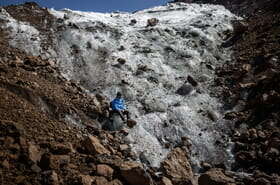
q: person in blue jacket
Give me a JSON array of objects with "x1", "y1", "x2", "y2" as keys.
[{"x1": 110, "y1": 92, "x2": 129, "y2": 121}]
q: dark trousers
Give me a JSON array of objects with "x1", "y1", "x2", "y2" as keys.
[{"x1": 110, "y1": 110, "x2": 130, "y2": 121}]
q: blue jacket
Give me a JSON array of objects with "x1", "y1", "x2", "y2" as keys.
[{"x1": 110, "y1": 98, "x2": 126, "y2": 111}]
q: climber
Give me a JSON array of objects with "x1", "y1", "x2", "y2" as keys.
[{"x1": 110, "y1": 92, "x2": 130, "y2": 121}]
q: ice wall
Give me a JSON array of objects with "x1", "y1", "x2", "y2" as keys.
[{"x1": 0, "y1": 3, "x2": 238, "y2": 168}]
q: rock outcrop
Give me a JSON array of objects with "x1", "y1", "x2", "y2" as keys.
[{"x1": 161, "y1": 148, "x2": 194, "y2": 185}]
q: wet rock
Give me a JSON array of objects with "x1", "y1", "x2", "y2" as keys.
[
  {"x1": 118, "y1": 161, "x2": 152, "y2": 185},
  {"x1": 198, "y1": 168, "x2": 235, "y2": 185},
  {"x1": 96, "y1": 164, "x2": 114, "y2": 179},
  {"x1": 162, "y1": 148, "x2": 194, "y2": 185},
  {"x1": 176, "y1": 84, "x2": 193, "y2": 96},
  {"x1": 42, "y1": 170, "x2": 59, "y2": 185},
  {"x1": 147, "y1": 18, "x2": 159, "y2": 27},
  {"x1": 83, "y1": 135, "x2": 110, "y2": 155}
]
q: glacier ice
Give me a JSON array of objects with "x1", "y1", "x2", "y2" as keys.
[{"x1": 0, "y1": 3, "x2": 239, "y2": 168}]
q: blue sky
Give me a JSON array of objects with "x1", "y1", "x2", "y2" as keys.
[{"x1": 0, "y1": 0, "x2": 170, "y2": 12}]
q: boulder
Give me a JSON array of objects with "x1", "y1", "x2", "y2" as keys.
[
  {"x1": 147, "y1": 18, "x2": 159, "y2": 27},
  {"x1": 198, "y1": 168, "x2": 235, "y2": 185},
  {"x1": 127, "y1": 119, "x2": 137, "y2": 128},
  {"x1": 207, "y1": 110, "x2": 219, "y2": 122},
  {"x1": 96, "y1": 164, "x2": 114, "y2": 179},
  {"x1": 83, "y1": 135, "x2": 110, "y2": 155},
  {"x1": 119, "y1": 161, "x2": 152, "y2": 185},
  {"x1": 117, "y1": 58, "x2": 126, "y2": 65},
  {"x1": 161, "y1": 148, "x2": 194, "y2": 185},
  {"x1": 187, "y1": 75, "x2": 198, "y2": 87},
  {"x1": 176, "y1": 84, "x2": 193, "y2": 96},
  {"x1": 129, "y1": 19, "x2": 137, "y2": 26}
]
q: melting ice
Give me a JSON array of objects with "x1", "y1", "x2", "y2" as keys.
[{"x1": 0, "y1": 3, "x2": 239, "y2": 167}]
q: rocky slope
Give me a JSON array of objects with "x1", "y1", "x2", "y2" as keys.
[
  {"x1": 174, "y1": 0, "x2": 280, "y2": 183},
  {"x1": 0, "y1": 1, "x2": 240, "y2": 169},
  {"x1": 0, "y1": 1, "x2": 279, "y2": 185}
]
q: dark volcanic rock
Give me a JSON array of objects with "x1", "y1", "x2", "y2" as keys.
[{"x1": 176, "y1": 84, "x2": 193, "y2": 96}]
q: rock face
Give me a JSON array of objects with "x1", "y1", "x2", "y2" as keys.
[
  {"x1": 161, "y1": 148, "x2": 194, "y2": 185},
  {"x1": 198, "y1": 168, "x2": 235, "y2": 185}
]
